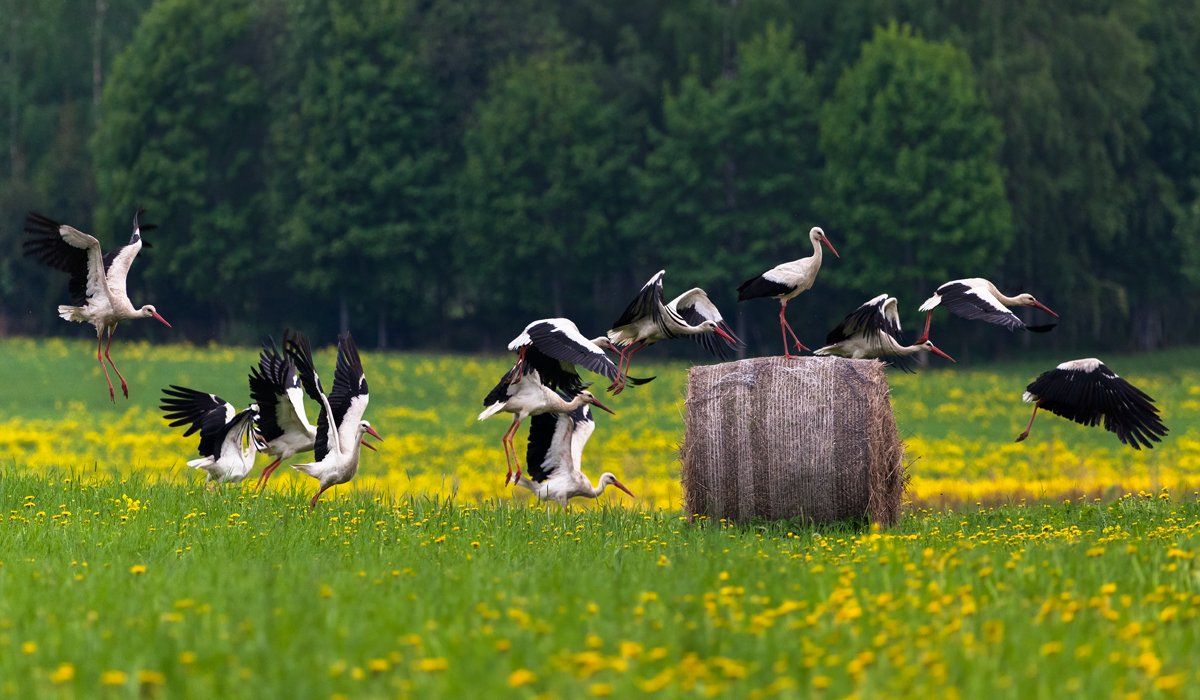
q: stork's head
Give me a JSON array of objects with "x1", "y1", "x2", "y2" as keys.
[
  {"x1": 598, "y1": 472, "x2": 635, "y2": 498},
  {"x1": 809, "y1": 226, "x2": 840, "y2": 258},
  {"x1": 700, "y1": 320, "x2": 741, "y2": 346},
  {"x1": 139, "y1": 305, "x2": 172, "y2": 328},
  {"x1": 358, "y1": 421, "x2": 384, "y2": 451},
  {"x1": 1013, "y1": 294, "x2": 1059, "y2": 318},
  {"x1": 921, "y1": 340, "x2": 956, "y2": 363},
  {"x1": 579, "y1": 390, "x2": 616, "y2": 415}
]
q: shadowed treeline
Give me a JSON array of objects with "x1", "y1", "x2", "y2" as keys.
[{"x1": 2, "y1": 0, "x2": 1198, "y2": 358}]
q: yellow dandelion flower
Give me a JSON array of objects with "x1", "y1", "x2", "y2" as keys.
[
  {"x1": 21, "y1": 642, "x2": 37, "y2": 654},
  {"x1": 589, "y1": 683, "x2": 613, "y2": 697},
  {"x1": 507, "y1": 669, "x2": 537, "y2": 688},
  {"x1": 414, "y1": 658, "x2": 448, "y2": 672},
  {"x1": 49, "y1": 663, "x2": 75, "y2": 684},
  {"x1": 137, "y1": 671, "x2": 166, "y2": 686},
  {"x1": 100, "y1": 670, "x2": 128, "y2": 686},
  {"x1": 129, "y1": 564, "x2": 147, "y2": 575}
]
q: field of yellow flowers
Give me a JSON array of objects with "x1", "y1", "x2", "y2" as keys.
[
  {"x1": 3, "y1": 339, "x2": 1200, "y2": 696},
  {"x1": 0, "y1": 338, "x2": 1197, "y2": 507}
]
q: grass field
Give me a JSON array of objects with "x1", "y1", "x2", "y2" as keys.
[{"x1": 2, "y1": 338, "x2": 1200, "y2": 697}]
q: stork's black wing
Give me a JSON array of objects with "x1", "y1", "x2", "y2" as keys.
[
  {"x1": 524, "y1": 402, "x2": 588, "y2": 483},
  {"x1": 23, "y1": 212, "x2": 93, "y2": 306},
  {"x1": 825, "y1": 296, "x2": 897, "y2": 345},
  {"x1": 248, "y1": 337, "x2": 300, "y2": 442},
  {"x1": 160, "y1": 385, "x2": 235, "y2": 458},
  {"x1": 522, "y1": 319, "x2": 618, "y2": 384},
  {"x1": 610, "y1": 270, "x2": 672, "y2": 339},
  {"x1": 936, "y1": 282, "x2": 1027, "y2": 331},
  {"x1": 284, "y1": 330, "x2": 325, "y2": 402},
  {"x1": 329, "y1": 332, "x2": 368, "y2": 429},
  {"x1": 1026, "y1": 363, "x2": 1168, "y2": 449},
  {"x1": 674, "y1": 303, "x2": 740, "y2": 359},
  {"x1": 483, "y1": 365, "x2": 521, "y2": 407}
]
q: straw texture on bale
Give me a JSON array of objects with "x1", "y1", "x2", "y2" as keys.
[{"x1": 681, "y1": 356, "x2": 904, "y2": 526}]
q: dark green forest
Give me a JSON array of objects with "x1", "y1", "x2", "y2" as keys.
[{"x1": 2, "y1": 0, "x2": 1198, "y2": 358}]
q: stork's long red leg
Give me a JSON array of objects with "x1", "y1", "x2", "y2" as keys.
[
  {"x1": 97, "y1": 332, "x2": 115, "y2": 402},
  {"x1": 1015, "y1": 404, "x2": 1039, "y2": 443},
  {"x1": 103, "y1": 326, "x2": 129, "y2": 399},
  {"x1": 784, "y1": 320, "x2": 809, "y2": 353},
  {"x1": 309, "y1": 483, "x2": 332, "y2": 509},
  {"x1": 256, "y1": 457, "x2": 283, "y2": 491},
  {"x1": 502, "y1": 416, "x2": 522, "y2": 485},
  {"x1": 779, "y1": 301, "x2": 809, "y2": 356},
  {"x1": 919, "y1": 312, "x2": 933, "y2": 343},
  {"x1": 612, "y1": 341, "x2": 644, "y2": 396}
]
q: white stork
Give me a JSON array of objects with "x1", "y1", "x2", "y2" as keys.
[
  {"x1": 606, "y1": 270, "x2": 741, "y2": 393},
  {"x1": 481, "y1": 318, "x2": 618, "y2": 485},
  {"x1": 1015, "y1": 359, "x2": 1168, "y2": 449},
  {"x1": 814, "y1": 294, "x2": 956, "y2": 369},
  {"x1": 284, "y1": 332, "x2": 383, "y2": 508},
  {"x1": 737, "y1": 226, "x2": 839, "y2": 359},
  {"x1": 917, "y1": 278, "x2": 1057, "y2": 342},
  {"x1": 248, "y1": 334, "x2": 331, "y2": 491},
  {"x1": 160, "y1": 385, "x2": 262, "y2": 486},
  {"x1": 24, "y1": 208, "x2": 171, "y2": 401},
  {"x1": 518, "y1": 405, "x2": 634, "y2": 506}
]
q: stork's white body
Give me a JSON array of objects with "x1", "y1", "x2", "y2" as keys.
[
  {"x1": 264, "y1": 386, "x2": 316, "y2": 460},
  {"x1": 294, "y1": 393, "x2": 371, "y2": 490},
  {"x1": 516, "y1": 408, "x2": 633, "y2": 507},
  {"x1": 187, "y1": 406, "x2": 260, "y2": 484},
  {"x1": 749, "y1": 227, "x2": 833, "y2": 302},
  {"x1": 917, "y1": 277, "x2": 1057, "y2": 340}
]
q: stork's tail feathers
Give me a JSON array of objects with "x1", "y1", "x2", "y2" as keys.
[
  {"x1": 1025, "y1": 323, "x2": 1057, "y2": 333},
  {"x1": 291, "y1": 462, "x2": 319, "y2": 478},
  {"x1": 917, "y1": 295, "x2": 941, "y2": 313},
  {"x1": 478, "y1": 402, "x2": 505, "y2": 421},
  {"x1": 812, "y1": 345, "x2": 836, "y2": 356},
  {"x1": 625, "y1": 374, "x2": 656, "y2": 386},
  {"x1": 57, "y1": 305, "x2": 86, "y2": 322},
  {"x1": 186, "y1": 456, "x2": 215, "y2": 469}
]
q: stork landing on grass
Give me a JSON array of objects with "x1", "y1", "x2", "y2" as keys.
[
  {"x1": 518, "y1": 404, "x2": 634, "y2": 506},
  {"x1": 1015, "y1": 359, "x2": 1168, "y2": 449},
  {"x1": 23, "y1": 208, "x2": 171, "y2": 401},
  {"x1": 160, "y1": 386, "x2": 262, "y2": 487},
  {"x1": 737, "y1": 226, "x2": 839, "y2": 359}
]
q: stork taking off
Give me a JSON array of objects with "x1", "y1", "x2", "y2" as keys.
[
  {"x1": 606, "y1": 270, "x2": 742, "y2": 393},
  {"x1": 1015, "y1": 359, "x2": 1168, "y2": 449},
  {"x1": 284, "y1": 332, "x2": 383, "y2": 508},
  {"x1": 160, "y1": 385, "x2": 262, "y2": 486},
  {"x1": 814, "y1": 294, "x2": 956, "y2": 370},
  {"x1": 249, "y1": 334, "x2": 322, "y2": 491},
  {"x1": 737, "y1": 226, "x2": 839, "y2": 359},
  {"x1": 917, "y1": 278, "x2": 1057, "y2": 342},
  {"x1": 519, "y1": 404, "x2": 634, "y2": 507},
  {"x1": 23, "y1": 208, "x2": 171, "y2": 401}
]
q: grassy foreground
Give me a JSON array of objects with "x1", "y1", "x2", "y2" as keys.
[{"x1": 3, "y1": 473, "x2": 1200, "y2": 698}]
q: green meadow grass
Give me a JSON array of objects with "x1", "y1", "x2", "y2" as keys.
[
  {"x1": 3, "y1": 473, "x2": 1200, "y2": 698},
  {"x1": 2, "y1": 339, "x2": 1200, "y2": 697}
]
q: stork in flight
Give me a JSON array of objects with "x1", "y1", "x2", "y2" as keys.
[
  {"x1": 917, "y1": 278, "x2": 1057, "y2": 342},
  {"x1": 606, "y1": 270, "x2": 741, "y2": 393},
  {"x1": 737, "y1": 226, "x2": 839, "y2": 359},
  {"x1": 160, "y1": 385, "x2": 262, "y2": 487},
  {"x1": 519, "y1": 404, "x2": 634, "y2": 506},
  {"x1": 814, "y1": 294, "x2": 956, "y2": 369},
  {"x1": 285, "y1": 332, "x2": 383, "y2": 508},
  {"x1": 481, "y1": 318, "x2": 618, "y2": 485},
  {"x1": 24, "y1": 208, "x2": 171, "y2": 401},
  {"x1": 1015, "y1": 359, "x2": 1168, "y2": 449}
]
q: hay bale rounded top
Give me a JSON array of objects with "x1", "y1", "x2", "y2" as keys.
[{"x1": 681, "y1": 356, "x2": 903, "y2": 525}]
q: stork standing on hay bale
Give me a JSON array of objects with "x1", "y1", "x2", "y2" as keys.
[
  {"x1": 1015, "y1": 359, "x2": 1168, "y2": 448},
  {"x1": 519, "y1": 404, "x2": 635, "y2": 506},
  {"x1": 606, "y1": 270, "x2": 742, "y2": 394},
  {"x1": 737, "y1": 226, "x2": 839, "y2": 359},
  {"x1": 23, "y1": 208, "x2": 172, "y2": 401},
  {"x1": 814, "y1": 294, "x2": 956, "y2": 370},
  {"x1": 917, "y1": 278, "x2": 1058, "y2": 342},
  {"x1": 480, "y1": 318, "x2": 619, "y2": 485}
]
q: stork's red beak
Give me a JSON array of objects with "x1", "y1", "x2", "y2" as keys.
[
  {"x1": 928, "y1": 343, "x2": 956, "y2": 363},
  {"x1": 152, "y1": 311, "x2": 172, "y2": 328},
  {"x1": 714, "y1": 325, "x2": 739, "y2": 346},
  {"x1": 365, "y1": 425, "x2": 383, "y2": 441},
  {"x1": 611, "y1": 478, "x2": 635, "y2": 498},
  {"x1": 1033, "y1": 300, "x2": 1059, "y2": 318},
  {"x1": 821, "y1": 235, "x2": 840, "y2": 258},
  {"x1": 590, "y1": 397, "x2": 616, "y2": 415},
  {"x1": 361, "y1": 441, "x2": 378, "y2": 452}
]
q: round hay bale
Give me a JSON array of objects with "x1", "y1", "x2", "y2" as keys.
[{"x1": 681, "y1": 356, "x2": 904, "y2": 526}]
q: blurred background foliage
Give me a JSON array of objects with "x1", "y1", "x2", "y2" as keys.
[{"x1": 1, "y1": 0, "x2": 1198, "y2": 358}]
